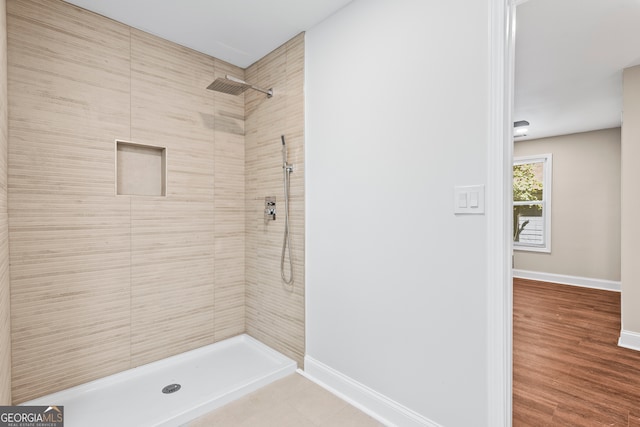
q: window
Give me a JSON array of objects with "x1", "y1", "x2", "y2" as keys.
[{"x1": 513, "y1": 154, "x2": 552, "y2": 252}]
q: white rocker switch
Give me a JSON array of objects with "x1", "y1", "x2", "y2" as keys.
[{"x1": 454, "y1": 185, "x2": 485, "y2": 215}]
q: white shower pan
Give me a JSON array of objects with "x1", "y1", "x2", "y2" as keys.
[{"x1": 23, "y1": 334, "x2": 297, "y2": 427}]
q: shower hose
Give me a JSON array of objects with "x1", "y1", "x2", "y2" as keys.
[{"x1": 281, "y1": 136, "x2": 294, "y2": 287}]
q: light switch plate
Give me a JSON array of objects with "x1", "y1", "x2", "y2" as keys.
[{"x1": 454, "y1": 185, "x2": 485, "y2": 214}]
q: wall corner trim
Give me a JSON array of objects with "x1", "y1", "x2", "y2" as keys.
[
  {"x1": 486, "y1": 0, "x2": 514, "y2": 425},
  {"x1": 513, "y1": 269, "x2": 621, "y2": 292},
  {"x1": 302, "y1": 356, "x2": 442, "y2": 427},
  {"x1": 618, "y1": 330, "x2": 640, "y2": 351}
]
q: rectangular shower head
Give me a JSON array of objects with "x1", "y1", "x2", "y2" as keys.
[
  {"x1": 207, "y1": 75, "x2": 250, "y2": 96},
  {"x1": 206, "y1": 75, "x2": 273, "y2": 98}
]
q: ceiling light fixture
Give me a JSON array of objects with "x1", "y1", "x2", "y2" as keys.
[{"x1": 513, "y1": 120, "x2": 529, "y2": 138}]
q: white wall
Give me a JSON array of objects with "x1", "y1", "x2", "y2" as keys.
[{"x1": 305, "y1": 0, "x2": 491, "y2": 425}]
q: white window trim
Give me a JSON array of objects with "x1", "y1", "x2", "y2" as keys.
[{"x1": 513, "y1": 153, "x2": 552, "y2": 253}]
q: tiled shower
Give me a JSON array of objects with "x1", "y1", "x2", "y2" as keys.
[
  {"x1": 0, "y1": 0, "x2": 304, "y2": 404},
  {"x1": 0, "y1": 0, "x2": 9, "y2": 407}
]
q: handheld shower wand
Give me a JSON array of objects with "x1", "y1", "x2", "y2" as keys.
[
  {"x1": 281, "y1": 135, "x2": 293, "y2": 173},
  {"x1": 281, "y1": 135, "x2": 294, "y2": 286},
  {"x1": 282, "y1": 134, "x2": 286, "y2": 165}
]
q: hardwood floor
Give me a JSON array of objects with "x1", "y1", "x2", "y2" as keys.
[{"x1": 513, "y1": 278, "x2": 640, "y2": 426}]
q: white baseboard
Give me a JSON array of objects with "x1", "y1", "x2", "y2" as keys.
[
  {"x1": 302, "y1": 356, "x2": 442, "y2": 427},
  {"x1": 618, "y1": 330, "x2": 640, "y2": 352},
  {"x1": 513, "y1": 269, "x2": 620, "y2": 292}
]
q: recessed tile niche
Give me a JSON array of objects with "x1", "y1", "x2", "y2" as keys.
[{"x1": 116, "y1": 140, "x2": 166, "y2": 196}]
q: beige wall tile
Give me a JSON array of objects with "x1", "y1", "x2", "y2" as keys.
[
  {"x1": 7, "y1": 0, "x2": 132, "y2": 402},
  {"x1": 0, "y1": 215, "x2": 10, "y2": 406},
  {"x1": 129, "y1": 199, "x2": 216, "y2": 366},
  {"x1": 130, "y1": 29, "x2": 215, "y2": 200},
  {"x1": 128, "y1": 29, "x2": 219, "y2": 366},
  {"x1": 212, "y1": 61, "x2": 246, "y2": 342},
  {"x1": 0, "y1": 0, "x2": 10, "y2": 406},
  {"x1": 245, "y1": 33, "x2": 305, "y2": 366},
  {"x1": 9, "y1": 197, "x2": 132, "y2": 403}
]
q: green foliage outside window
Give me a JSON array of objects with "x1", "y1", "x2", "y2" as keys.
[{"x1": 513, "y1": 163, "x2": 543, "y2": 242}]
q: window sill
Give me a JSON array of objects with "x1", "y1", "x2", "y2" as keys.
[{"x1": 514, "y1": 245, "x2": 551, "y2": 254}]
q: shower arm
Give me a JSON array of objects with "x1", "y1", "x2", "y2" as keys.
[
  {"x1": 250, "y1": 85, "x2": 273, "y2": 98},
  {"x1": 226, "y1": 75, "x2": 273, "y2": 98}
]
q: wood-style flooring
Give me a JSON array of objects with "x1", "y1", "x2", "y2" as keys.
[{"x1": 513, "y1": 278, "x2": 640, "y2": 426}]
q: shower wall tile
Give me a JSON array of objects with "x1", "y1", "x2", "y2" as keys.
[
  {"x1": 213, "y1": 207, "x2": 245, "y2": 341},
  {"x1": 0, "y1": 0, "x2": 10, "y2": 405},
  {"x1": 130, "y1": 29, "x2": 216, "y2": 200},
  {"x1": 245, "y1": 33, "x2": 306, "y2": 367},
  {"x1": 7, "y1": 0, "x2": 131, "y2": 198},
  {"x1": 130, "y1": 199, "x2": 216, "y2": 366},
  {"x1": 6, "y1": 0, "x2": 301, "y2": 403},
  {"x1": 129, "y1": 30, "x2": 217, "y2": 366},
  {"x1": 213, "y1": 58, "x2": 246, "y2": 341},
  {"x1": 8, "y1": 199, "x2": 132, "y2": 402},
  {"x1": 0, "y1": 214, "x2": 10, "y2": 406},
  {"x1": 7, "y1": 0, "x2": 132, "y2": 403},
  {"x1": 7, "y1": 0, "x2": 246, "y2": 402},
  {"x1": 0, "y1": 0, "x2": 5, "y2": 216}
]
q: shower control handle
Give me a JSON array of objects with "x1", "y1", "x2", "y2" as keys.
[{"x1": 264, "y1": 197, "x2": 276, "y2": 222}]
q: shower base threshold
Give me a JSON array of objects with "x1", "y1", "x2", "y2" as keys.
[{"x1": 23, "y1": 334, "x2": 297, "y2": 427}]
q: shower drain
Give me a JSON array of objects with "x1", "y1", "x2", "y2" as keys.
[{"x1": 162, "y1": 383, "x2": 181, "y2": 394}]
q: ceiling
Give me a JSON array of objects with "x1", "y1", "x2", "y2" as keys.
[
  {"x1": 515, "y1": 0, "x2": 640, "y2": 141},
  {"x1": 63, "y1": 0, "x2": 353, "y2": 69}
]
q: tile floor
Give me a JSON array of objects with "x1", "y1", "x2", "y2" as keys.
[{"x1": 186, "y1": 373, "x2": 386, "y2": 427}]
